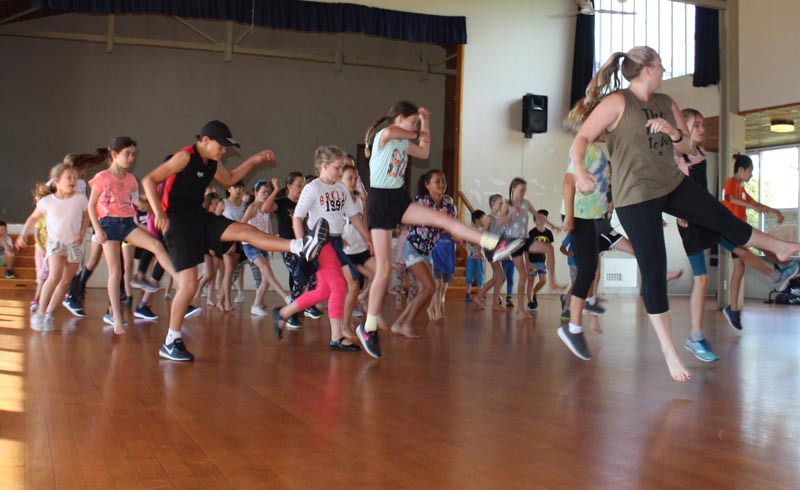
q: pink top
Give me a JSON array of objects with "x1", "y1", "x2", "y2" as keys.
[{"x1": 89, "y1": 170, "x2": 139, "y2": 219}]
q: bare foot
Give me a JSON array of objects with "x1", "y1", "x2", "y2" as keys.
[
  {"x1": 664, "y1": 351, "x2": 693, "y2": 382},
  {"x1": 222, "y1": 303, "x2": 235, "y2": 312},
  {"x1": 777, "y1": 242, "x2": 800, "y2": 262},
  {"x1": 492, "y1": 304, "x2": 507, "y2": 312},
  {"x1": 342, "y1": 324, "x2": 357, "y2": 341},
  {"x1": 473, "y1": 295, "x2": 485, "y2": 310},
  {"x1": 206, "y1": 300, "x2": 216, "y2": 307},
  {"x1": 550, "y1": 282, "x2": 567, "y2": 290},
  {"x1": 667, "y1": 269, "x2": 684, "y2": 282},
  {"x1": 516, "y1": 308, "x2": 533, "y2": 319},
  {"x1": 113, "y1": 324, "x2": 126, "y2": 335},
  {"x1": 391, "y1": 324, "x2": 420, "y2": 339}
]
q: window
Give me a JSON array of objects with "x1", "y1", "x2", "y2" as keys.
[
  {"x1": 594, "y1": 0, "x2": 695, "y2": 80},
  {"x1": 744, "y1": 147, "x2": 800, "y2": 242}
]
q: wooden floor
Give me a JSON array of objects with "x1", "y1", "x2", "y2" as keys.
[{"x1": 1, "y1": 289, "x2": 799, "y2": 489}]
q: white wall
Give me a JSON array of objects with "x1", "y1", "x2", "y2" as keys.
[{"x1": 739, "y1": 0, "x2": 800, "y2": 112}]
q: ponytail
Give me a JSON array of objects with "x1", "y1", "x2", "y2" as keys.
[
  {"x1": 63, "y1": 147, "x2": 110, "y2": 171},
  {"x1": 364, "y1": 100, "x2": 420, "y2": 157},
  {"x1": 564, "y1": 46, "x2": 659, "y2": 129}
]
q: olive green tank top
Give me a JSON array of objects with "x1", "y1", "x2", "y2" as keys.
[{"x1": 604, "y1": 89, "x2": 684, "y2": 207}]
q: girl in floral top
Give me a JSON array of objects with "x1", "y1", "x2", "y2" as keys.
[{"x1": 391, "y1": 170, "x2": 454, "y2": 338}]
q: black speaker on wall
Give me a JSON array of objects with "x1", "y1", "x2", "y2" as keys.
[{"x1": 522, "y1": 93, "x2": 548, "y2": 138}]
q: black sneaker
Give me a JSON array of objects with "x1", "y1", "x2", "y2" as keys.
[
  {"x1": 184, "y1": 305, "x2": 202, "y2": 319},
  {"x1": 272, "y1": 307, "x2": 284, "y2": 340},
  {"x1": 506, "y1": 297, "x2": 514, "y2": 308},
  {"x1": 582, "y1": 301, "x2": 606, "y2": 316},
  {"x1": 285, "y1": 314, "x2": 303, "y2": 330},
  {"x1": 557, "y1": 325, "x2": 592, "y2": 360},
  {"x1": 304, "y1": 306, "x2": 323, "y2": 319},
  {"x1": 302, "y1": 218, "x2": 330, "y2": 262},
  {"x1": 159, "y1": 338, "x2": 194, "y2": 361},
  {"x1": 527, "y1": 295, "x2": 538, "y2": 312},
  {"x1": 356, "y1": 324, "x2": 382, "y2": 359},
  {"x1": 62, "y1": 297, "x2": 86, "y2": 318},
  {"x1": 489, "y1": 234, "x2": 524, "y2": 262},
  {"x1": 329, "y1": 338, "x2": 362, "y2": 352},
  {"x1": 134, "y1": 304, "x2": 158, "y2": 320}
]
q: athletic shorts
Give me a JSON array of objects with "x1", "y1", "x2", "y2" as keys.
[
  {"x1": 599, "y1": 230, "x2": 624, "y2": 253},
  {"x1": 367, "y1": 187, "x2": 411, "y2": 230},
  {"x1": 347, "y1": 250, "x2": 372, "y2": 267},
  {"x1": 528, "y1": 261, "x2": 546, "y2": 277},
  {"x1": 165, "y1": 211, "x2": 234, "y2": 272},
  {"x1": 432, "y1": 269, "x2": 454, "y2": 283},
  {"x1": 678, "y1": 222, "x2": 721, "y2": 257},
  {"x1": 45, "y1": 239, "x2": 83, "y2": 264},
  {"x1": 511, "y1": 236, "x2": 532, "y2": 258}
]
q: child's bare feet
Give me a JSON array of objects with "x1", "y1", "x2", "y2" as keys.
[
  {"x1": 342, "y1": 323, "x2": 357, "y2": 341},
  {"x1": 776, "y1": 242, "x2": 800, "y2": 262},
  {"x1": 516, "y1": 308, "x2": 533, "y2": 319},
  {"x1": 550, "y1": 281, "x2": 567, "y2": 290},
  {"x1": 391, "y1": 324, "x2": 420, "y2": 338},
  {"x1": 667, "y1": 269, "x2": 684, "y2": 282},
  {"x1": 113, "y1": 324, "x2": 126, "y2": 335},
  {"x1": 222, "y1": 302, "x2": 235, "y2": 312},
  {"x1": 492, "y1": 304, "x2": 507, "y2": 312},
  {"x1": 664, "y1": 350, "x2": 692, "y2": 382}
]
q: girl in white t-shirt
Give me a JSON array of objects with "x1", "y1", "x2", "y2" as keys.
[
  {"x1": 273, "y1": 146, "x2": 372, "y2": 351},
  {"x1": 241, "y1": 178, "x2": 288, "y2": 316},
  {"x1": 340, "y1": 162, "x2": 377, "y2": 336},
  {"x1": 17, "y1": 163, "x2": 89, "y2": 332}
]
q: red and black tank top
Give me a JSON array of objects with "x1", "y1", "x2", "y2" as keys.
[{"x1": 161, "y1": 145, "x2": 217, "y2": 215}]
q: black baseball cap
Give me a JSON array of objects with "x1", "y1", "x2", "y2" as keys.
[{"x1": 197, "y1": 120, "x2": 240, "y2": 148}]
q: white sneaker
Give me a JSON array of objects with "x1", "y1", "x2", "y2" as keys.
[
  {"x1": 234, "y1": 291, "x2": 246, "y2": 304},
  {"x1": 250, "y1": 305, "x2": 269, "y2": 316},
  {"x1": 353, "y1": 307, "x2": 364, "y2": 318},
  {"x1": 43, "y1": 314, "x2": 55, "y2": 332},
  {"x1": 31, "y1": 313, "x2": 44, "y2": 331}
]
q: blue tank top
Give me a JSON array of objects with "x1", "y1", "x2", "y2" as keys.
[{"x1": 369, "y1": 128, "x2": 409, "y2": 189}]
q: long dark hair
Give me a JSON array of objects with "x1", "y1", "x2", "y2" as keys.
[
  {"x1": 276, "y1": 171, "x2": 304, "y2": 199},
  {"x1": 364, "y1": 100, "x2": 419, "y2": 157},
  {"x1": 417, "y1": 169, "x2": 445, "y2": 198}
]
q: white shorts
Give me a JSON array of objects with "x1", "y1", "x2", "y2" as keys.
[{"x1": 46, "y1": 239, "x2": 83, "y2": 264}]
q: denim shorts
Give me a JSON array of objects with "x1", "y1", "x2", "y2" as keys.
[
  {"x1": 528, "y1": 261, "x2": 547, "y2": 277},
  {"x1": 99, "y1": 216, "x2": 139, "y2": 242},
  {"x1": 242, "y1": 243, "x2": 271, "y2": 262},
  {"x1": 403, "y1": 240, "x2": 432, "y2": 268}
]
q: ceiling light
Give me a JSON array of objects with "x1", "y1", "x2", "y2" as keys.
[{"x1": 770, "y1": 118, "x2": 795, "y2": 133}]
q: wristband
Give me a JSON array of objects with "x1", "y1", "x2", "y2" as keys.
[{"x1": 670, "y1": 130, "x2": 684, "y2": 144}]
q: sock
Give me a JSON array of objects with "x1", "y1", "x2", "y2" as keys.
[
  {"x1": 586, "y1": 297, "x2": 596, "y2": 306},
  {"x1": 138, "y1": 301, "x2": 147, "y2": 308},
  {"x1": 365, "y1": 314, "x2": 378, "y2": 333},
  {"x1": 770, "y1": 269, "x2": 782, "y2": 283},
  {"x1": 290, "y1": 238, "x2": 303, "y2": 255},
  {"x1": 690, "y1": 330, "x2": 704, "y2": 342},
  {"x1": 165, "y1": 329, "x2": 182, "y2": 345},
  {"x1": 568, "y1": 322, "x2": 583, "y2": 334},
  {"x1": 479, "y1": 232, "x2": 499, "y2": 250}
]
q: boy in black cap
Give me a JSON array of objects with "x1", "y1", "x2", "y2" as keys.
[{"x1": 142, "y1": 120, "x2": 328, "y2": 361}]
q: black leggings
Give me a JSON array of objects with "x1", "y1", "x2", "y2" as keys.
[
  {"x1": 616, "y1": 177, "x2": 752, "y2": 314},
  {"x1": 570, "y1": 217, "x2": 601, "y2": 300}
]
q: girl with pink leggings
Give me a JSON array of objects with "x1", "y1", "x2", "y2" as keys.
[{"x1": 272, "y1": 145, "x2": 373, "y2": 351}]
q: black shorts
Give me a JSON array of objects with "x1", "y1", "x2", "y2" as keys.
[
  {"x1": 678, "y1": 222, "x2": 721, "y2": 257},
  {"x1": 599, "y1": 230, "x2": 624, "y2": 253},
  {"x1": 367, "y1": 187, "x2": 411, "y2": 230},
  {"x1": 511, "y1": 236, "x2": 532, "y2": 258},
  {"x1": 347, "y1": 250, "x2": 372, "y2": 267},
  {"x1": 165, "y1": 211, "x2": 235, "y2": 272}
]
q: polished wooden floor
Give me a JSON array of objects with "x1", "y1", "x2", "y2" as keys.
[{"x1": 1, "y1": 289, "x2": 799, "y2": 489}]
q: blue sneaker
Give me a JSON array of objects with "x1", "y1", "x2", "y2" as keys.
[
  {"x1": 683, "y1": 338, "x2": 719, "y2": 362},
  {"x1": 773, "y1": 262, "x2": 800, "y2": 292},
  {"x1": 723, "y1": 306, "x2": 742, "y2": 331}
]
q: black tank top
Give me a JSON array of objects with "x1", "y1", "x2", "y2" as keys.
[{"x1": 161, "y1": 145, "x2": 217, "y2": 215}]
